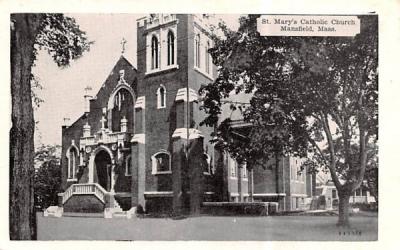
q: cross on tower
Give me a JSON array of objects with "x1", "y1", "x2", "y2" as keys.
[
  {"x1": 100, "y1": 115, "x2": 107, "y2": 130},
  {"x1": 120, "y1": 38, "x2": 127, "y2": 54},
  {"x1": 84, "y1": 86, "x2": 92, "y2": 94}
]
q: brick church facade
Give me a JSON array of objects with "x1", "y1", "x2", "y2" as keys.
[{"x1": 58, "y1": 14, "x2": 314, "y2": 216}]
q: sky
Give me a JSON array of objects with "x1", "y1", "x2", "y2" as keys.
[
  {"x1": 2, "y1": 1, "x2": 398, "y2": 247},
  {"x1": 33, "y1": 14, "x2": 241, "y2": 146}
]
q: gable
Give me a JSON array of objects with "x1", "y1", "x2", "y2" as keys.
[
  {"x1": 93, "y1": 56, "x2": 137, "y2": 104},
  {"x1": 64, "y1": 56, "x2": 137, "y2": 136}
]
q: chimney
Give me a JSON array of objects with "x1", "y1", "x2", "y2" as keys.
[
  {"x1": 63, "y1": 117, "x2": 71, "y2": 127},
  {"x1": 84, "y1": 86, "x2": 93, "y2": 113}
]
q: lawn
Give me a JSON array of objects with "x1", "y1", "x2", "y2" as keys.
[{"x1": 36, "y1": 212, "x2": 378, "y2": 241}]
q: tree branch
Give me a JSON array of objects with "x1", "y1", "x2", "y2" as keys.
[{"x1": 320, "y1": 111, "x2": 342, "y2": 189}]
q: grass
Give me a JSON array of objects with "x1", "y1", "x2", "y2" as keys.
[{"x1": 36, "y1": 212, "x2": 377, "y2": 241}]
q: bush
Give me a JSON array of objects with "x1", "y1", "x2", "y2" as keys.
[
  {"x1": 351, "y1": 203, "x2": 377, "y2": 212},
  {"x1": 136, "y1": 204, "x2": 145, "y2": 214},
  {"x1": 34, "y1": 145, "x2": 61, "y2": 210},
  {"x1": 201, "y1": 202, "x2": 270, "y2": 216}
]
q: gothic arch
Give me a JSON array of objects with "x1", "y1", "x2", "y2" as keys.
[
  {"x1": 107, "y1": 84, "x2": 136, "y2": 133},
  {"x1": 88, "y1": 145, "x2": 115, "y2": 184},
  {"x1": 156, "y1": 84, "x2": 166, "y2": 109},
  {"x1": 107, "y1": 84, "x2": 136, "y2": 110},
  {"x1": 151, "y1": 35, "x2": 159, "y2": 69},
  {"x1": 167, "y1": 29, "x2": 175, "y2": 65},
  {"x1": 151, "y1": 150, "x2": 171, "y2": 174},
  {"x1": 66, "y1": 143, "x2": 80, "y2": 180},
  {"x1": 92, "y1": 145, "x2": 115, "y2": 164}
]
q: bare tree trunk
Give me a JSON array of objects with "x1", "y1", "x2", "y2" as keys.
[
  {"x1": 337, "y1": 190, "x2": 351, "y2": 227},
  {"x1": 10, "y1": 14, "x2": 42, "y2": 240},
  {"x1": 249, "y1": 169, "x2": 254, "y2": 202}
]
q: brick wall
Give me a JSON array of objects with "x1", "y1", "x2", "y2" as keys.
[
  {"x1": 61, "y1": 116, "x2": 85, "y2": 190},
  {"x1": 63, "y1": 195, "x2": 104, "y2": 213},
  {"x1": 61, "y1": 57, "x2": 137, "y2": 193},
  {"x1": 137, "y1": 15, "x2": 189, "y2": 193}
]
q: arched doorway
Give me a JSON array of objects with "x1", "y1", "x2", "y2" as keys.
[{"x1": 95, "y1": 150, "x2": 112, "y2": 191}]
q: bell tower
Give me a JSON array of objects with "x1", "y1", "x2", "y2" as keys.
[{"x1": 133, "y1": 14, "x2": 216, "y2": 213}]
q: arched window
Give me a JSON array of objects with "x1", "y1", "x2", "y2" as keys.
[
  {"x1": 229, "y1": 155, "x2": 237, "y2": 178},
  {"x1": 194, "y1": 34, "x2": 200, "y2": 68},
  {"x1": 111, "y1": 88, "x2": 134, "y2": 132},
  {"x1": 67, "y1": 146, "x2": 79, "y2": 180},
  {"x1": 151, "y1": 151, "x2": 171, "y2": 174},
  {"x1": 125, "y1": 155, "x2": 132, "y2": 176},
  {"x1": 205, "y1": 41, "x2": 210, "y2": 74},
  {"x1": 167, "y1": 31, "x2": 175, "y2": 65},
  {"x1": 157, "y1": 85, "x2": 166, "y2": 109},
  {"x1": 151, "y1": 36, "x2": 159, "y2": 69},
  {"x1": 242, "y1": 162, "x2": 247, "y2": 179}
]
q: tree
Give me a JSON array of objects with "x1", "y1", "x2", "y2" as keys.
[
  {"x1": 200, "y1": 15, "x2": 377, "y2": 226},
  {"x1": 34, "y1": 145, "x2": 62, "y2": 210},
  {"x1": 10, "y1": 14, "x2": 91, "y2": 240},
  {"x1": 364, "y1": 144, "x2": 378, "y2": 206}
]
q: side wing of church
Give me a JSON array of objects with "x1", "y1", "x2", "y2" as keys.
[{"x1": 58, "y1": 14, "x2": 314, "y2": 217}]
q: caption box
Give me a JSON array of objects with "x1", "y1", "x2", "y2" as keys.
[{"x1": 257, "y1": 15, "x2": 360, "y2": 37}]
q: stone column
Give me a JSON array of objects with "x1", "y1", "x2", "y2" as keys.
[
  {"x1": 110, "y1": 163, "x2": 116, "y2": 193},
  {"x1": 171, "y1": 134, "x2": 187, "y2": 215},
  {"x1": 120, "y1": 116, "x2": 128, "y2": 132},
  {"x1": 171, "y1": 128, "x2": 204, "y2": 214},
  {"x1": 188, "y1": 135, "x2": 204, "y2": 214},
  {"x1": 172, "y1": 88, "x2": 201, "y2": 214},
  {"x1": 249, "y1": 169, "x2": 254, "y2": 202},
  {"x1": 131, "y1": 96, "x2": 146, "y2": 209},
  {"x1": 238, "y1": 165, "x2": 243, "y2": 202},
  {"x1": 131, "y1": 134, "x2": 145, "y2": 207},
  {"x1": 214, "y1": 144, "x2": 228, "y2": 201},
  {"x1": 88, "y1": 153, "x2": 95, "y2": 183}
]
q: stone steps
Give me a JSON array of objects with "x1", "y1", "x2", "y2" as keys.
[
  {"x1": 46, "y1": 194, "x2": 134, "y2": 218},
  {"x1": 113, "y1": 211, "x2": 128, "y2": 218},
  {"x1": 63, "y1": 212, "x2": 104, "y2": 218}
]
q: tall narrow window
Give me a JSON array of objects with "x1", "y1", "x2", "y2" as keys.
[
  {"x1": 195, "y1": 34, "x2": 200, "y2": 68},
  {"x1": 167, "y1": 31, "x2": 175, "y2": 65},
  {"x1": 151, "y1": 36, "x2": 159, "y2": 69},
  {"x1": 205, "y1": 41, "x2": 210, "y2": 74},
  {"x1": 230, "y1": 156, "x2": 237, "y2": 178},
  {"x1": 68, "y1": 147, "x2": 78, "y2": 179},
  {"x1": 157, "y1": 85, "x2": 166, "y2": 109},
  {"x1": 242, "y1": 163, "x2": 247, "y2": 179},
  {"x1": 332, "y1": 189, "x2": 337, "y2": 199},
  {"x1": 125, "y1": 155, "x2": 132, "y2": 176}
]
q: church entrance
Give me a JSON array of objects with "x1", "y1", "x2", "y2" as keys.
[{"x1": 95, "y1": 150, "x2": 112, "y2": 191}]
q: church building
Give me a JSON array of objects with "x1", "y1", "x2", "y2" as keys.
[{"x1": 58, "y1": 14, "x2": 314, "y2": 217}]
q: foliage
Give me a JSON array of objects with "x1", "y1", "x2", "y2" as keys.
[
  {"x1": 31, "y1": 74, "x2": 44, "y2": 110},
  {"x1": 34, "y1": 14, "x2": 93, "y2": 67},
  {"x1": 34, "y1": 145, "x2": 62, "y2": 210},
  {"x1": 30, "y1": 14, "x2": 93, "y2": 109},
  {"x1": 200, "y1": 15, "x2": 378, "y2": 225},
  {"x1": 364, "y1": 144, "x2": 378, "y2": 204},
  {"x1": 10, "y1": 13, "x2": 92, "y2": 239}
]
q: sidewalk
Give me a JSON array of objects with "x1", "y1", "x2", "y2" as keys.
[{"x1": 37, "y1": 212, "x2": 378, "y2": 241}]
